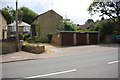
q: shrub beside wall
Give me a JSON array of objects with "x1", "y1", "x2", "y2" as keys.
[{"x1": 47, "y1": 33, "x2": 53, "y2": 43}]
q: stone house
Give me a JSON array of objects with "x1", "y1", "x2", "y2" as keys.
[
  {"x1": 78, "y1": 18, "x2": 113, "y2": 30},
  {"x1": 0, "y1": 13, "x2": 7, "y2": 40},
  {"x1": 8, "y1": 21, "x2": 31, "y2": 37},
  {"x1": 32, "y1": 10, "x2": 63, "y2": 40},
  {"x1": 78, "y1": 22, "x2": 95, "y2": 30}
]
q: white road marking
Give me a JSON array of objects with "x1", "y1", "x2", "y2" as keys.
[
  {"x1": 108, "y1": 60, "x2": 119, "y2": 65},
  {"x1": 24, "y1": 69, "x2": 77, "y2": 78}
]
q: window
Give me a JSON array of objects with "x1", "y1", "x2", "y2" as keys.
[
  {"x1": 24, "y1": 26, "x2": 30, "y2": 33},
  {"x1": 11, "y1": 26, "x2": 16, "y2": 31},
  {"x1": 10, "y1": 26, "x2": 16, "y2": 36}
]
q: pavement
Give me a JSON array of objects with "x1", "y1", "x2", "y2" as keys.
[{"x1": 0, "y1": 43, "x2": 119, "y2": 63}]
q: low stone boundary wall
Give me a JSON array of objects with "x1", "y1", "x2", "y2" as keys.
[
  {"x1": 2, "y1": 38, "x2": 22, "y2": 54},
  {"x1": 104, "y1": 34, "x2": 115, "y2": 43},
  {"x1": 22, "y1": 44, "x2": 45, "y2": 54}
]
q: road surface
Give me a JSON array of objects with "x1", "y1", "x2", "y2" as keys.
[{"x1": 2, "y1": 46, "x2": 119, "y2": 79}]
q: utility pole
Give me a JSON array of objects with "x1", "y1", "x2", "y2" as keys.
[{"x1": 16, "y1": 0, "x2": 19, "y2": 52}]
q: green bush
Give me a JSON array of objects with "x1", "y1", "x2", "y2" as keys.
[
  {"x1": 19, "y1": 33, "x2": 23, "y2": 40},
  {"x1": 88, "y1": 21, "x2": 116, "y2": 41},
  {"x1": 47, "y1": 33, "x2": 53, "y2": 43},
  {"x1": 99, "y1": 21, "x2": 115, "y2": 40},
  {"x1": 94, "y1": 22, "x2": 101, "y2": 31},
  {"x1": 77, "y1": 29, "x2": 89, "y2": 31},
  {"x1": 23, "y1": 33, "x2": 31, "y2": 41},
  {"x1": 19, "y1": 33, "x2": 23, "y2": 37},
  {"x1": 37, "y1": 23, "x2": 41, "y2": 36},
  {"x1": 59, "y1": 19, "x2": 77, "y2": 31},
  {"x1": 35, "y1": 39, "x2": 48, "y2": 43},
  {"x1": 100, "y1": 21, "x2": 115, "y2": 35},
  {"x1": 88, "y1": 23, "x2": 101, "y2": 31},
  {"x1": 26, "y1": 39, "x2": 48, "y2": 43}
]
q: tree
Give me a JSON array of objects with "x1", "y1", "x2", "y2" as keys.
[
  {"x1": 18, "y1": 7, "x2": 38, "y2": 24},
  {"x1": 96, "y1": 19, "x2": 100, "y2": 23},
  {"x1": 59, "y1": 19, "x2": 77, "y2": 31},
  {"x1": 88, "y1": 1, "x2": 120, "y2": 32},
  {"x1": 100, "y1": 21, "x2": 115, "y2": 35},
  {"x1": 85, "y1": 19, "x2": 94, "y2": 24},
  {"x1": 0, "y1": 6, "x2": 38, "y2": 24},
  {"x1": 99, "y1": 21, "x2": 115, "y2": 40},
  {"x1": 89, "y1": 21, "x2": 116, "y2": 40},
  {"x1": 1, "y1": 6, "x2": 15, "y2": 24}
]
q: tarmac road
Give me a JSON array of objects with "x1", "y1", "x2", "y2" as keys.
[{"x1": 2, "y1": 46, "x2": 119, "y2": 79}]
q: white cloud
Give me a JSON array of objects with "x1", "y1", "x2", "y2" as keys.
[
  {"x1": 52, "y1": 0, "x2": 101, "y2": 24},
  {"x1": 1, "y1": 0, "x2": 101, "y2": 24}
]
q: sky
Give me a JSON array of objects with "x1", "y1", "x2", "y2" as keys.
[{"x1": 0, "y1": 0, "x2": 102, "y2": 24}]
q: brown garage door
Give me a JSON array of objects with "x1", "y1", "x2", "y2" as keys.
[
  {"x1": 89, "y1": 33, "x2": 99, "y2": 44},
  {"x1": 61, "y1": 32, "x2": 74, "y2": 46},
  {"x1": 76, "y1": 33, "x2": 87, "y2": 45}
]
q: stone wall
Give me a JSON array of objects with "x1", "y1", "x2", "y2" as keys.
[
  {"x1": 22, "y1": 44, "x2": 45, "y2": 54},
  {"x1": 32, "y1": 10, "x2": 63, "y2": 40},
  {"x1": 104, "y1": 34, "x2": 115, "y2": 43},
  {"x1": 0, "y1": 13, "x2": 7, "y2": 40},
  {"x1": 2, "y1": 39, "x2": 22, "y2": 54}
]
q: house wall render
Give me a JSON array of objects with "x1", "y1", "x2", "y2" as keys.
[{"x1": 0, "y1": 13, "x2": 7, "y2": 40}]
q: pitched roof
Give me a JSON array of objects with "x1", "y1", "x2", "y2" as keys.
[
  {"x1": 80, "y1": 25, "x2": 90, "y2": 29},
  {"x1": 32, "y1": 10, "x2": 63, "y2": 23},
  {"x1": 8, "y1": 21, "x2": 30, "y2": 27},
  {"x1": 0, "y1": 12, "x2": 7, "y2": 23},
  {"x1": 79, "y1": 22, "x2": 95, "y2": 29}
]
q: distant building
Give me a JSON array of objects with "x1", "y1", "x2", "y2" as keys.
[
  {"x1": 78, "y1": 18, "x2": 114, "y2": 30},
  {"x1": 0, "y1": 13, "x2": 7, "y2": 40},
  {"x1": 8, "y1": 21, "x2": 31, "y2": 37},
  {"x1": 32, "y1": 10, "x2": 63, "y2": 40},
  {"x1": 78, "y1": 22, "x2": 95, "y2": 30}
]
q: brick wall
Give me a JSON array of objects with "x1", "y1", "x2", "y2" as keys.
[
  {"x1": 51, "y1": 32, "x2": 61, "y2": 46},
  {"x1": 51, "y1": 31, "x2": 99, "y2": 46}
]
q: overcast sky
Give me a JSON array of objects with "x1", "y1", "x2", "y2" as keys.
[{"x1": 0, "y1": 0, "x2": 102, "y2": 24}]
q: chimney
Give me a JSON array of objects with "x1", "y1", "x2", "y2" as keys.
[{"x1": 101, "y1": 17, "x2": 104, "y2": 20}]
